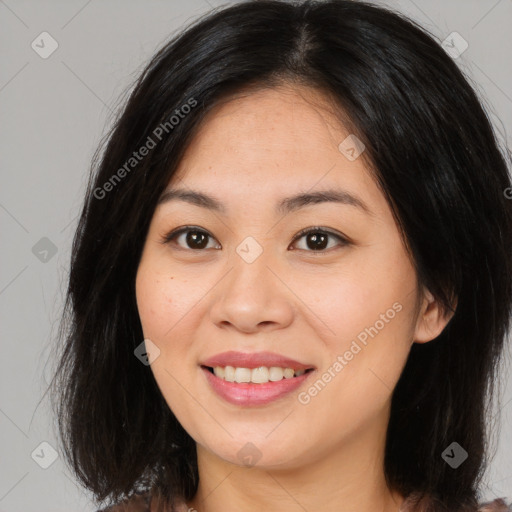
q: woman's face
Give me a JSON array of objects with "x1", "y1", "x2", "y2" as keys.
[{"x1": 135, "y1": 85, "x2": 449, "y2": 470}]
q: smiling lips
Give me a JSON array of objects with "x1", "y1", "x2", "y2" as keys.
[{"x1": 200, "y1": 351, "x2": 316, "y2": 406}]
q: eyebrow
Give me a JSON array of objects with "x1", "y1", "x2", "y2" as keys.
[{"x1": 157, "y1": 187, "x2": 373, "y2": 216}]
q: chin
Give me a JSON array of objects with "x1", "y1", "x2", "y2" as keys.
[{"x1": 200, "y1": 435, "x2": 310, "y2": 470}]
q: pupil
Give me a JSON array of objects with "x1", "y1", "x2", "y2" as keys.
[
  {"x1": 187, "y1": 231, "x2": 208, "y2": 249},
  {"x1": 308, "y1": 232, "x2": 327, "y2": 250}
]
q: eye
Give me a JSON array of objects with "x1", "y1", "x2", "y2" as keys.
[
  {"x1": 289, "y1": 227, "x2": 350, "y2": 253},
  {"x1": 160, "y1": 226, "x2": 220, "y2": 251},
  {"x1": 160, "y1": 225, "x2": 350, "y2": 253}
]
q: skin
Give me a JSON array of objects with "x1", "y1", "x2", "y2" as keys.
[{"x1": 135, "y1": 84, "x2": 454, "y2": 512}]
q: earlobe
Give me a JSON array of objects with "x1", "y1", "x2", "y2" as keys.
[{"x1": 413, "y1": 289, "x2": 457, "y2": 344}]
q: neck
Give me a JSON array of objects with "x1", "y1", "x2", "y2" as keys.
[{"x1": 187, "y1": 407, "x2": 404, "y2": 512}]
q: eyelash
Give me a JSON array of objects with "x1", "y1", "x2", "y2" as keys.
[{"x1": 159, "y1": 225, "x2": 350, "y2": 254}]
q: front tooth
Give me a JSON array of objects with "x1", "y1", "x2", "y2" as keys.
[
  {"x1": 283, "y1": 368, "x2": 294, "y2": 379},
  {"x1": 251, "y1": 366, "x2": 270, "y2": 383},
  {"x1": 268, "y1": 367, "x2": 284, "y2": 381},
  {"x1": 224, "y1": 366, "x2": 235, "y2": 382},
  {"x1": 213, "y1": 366, "x2": 225, "y2": 379},
  {"x1": 234, "y1": 367, "x2": 252, "y2": 383}
]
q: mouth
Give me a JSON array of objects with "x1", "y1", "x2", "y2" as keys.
[
  {"x1": 200, "y1": 351, "x2": 317, "y2": 406},
  {"x1": 199, "y1": 351, "x2": 317, "y2": 406},
  {"x1": 201, "y1": 365, "x2": 315, "y2": 384}
]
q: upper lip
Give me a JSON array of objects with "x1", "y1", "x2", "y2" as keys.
[{"x1": 201, "y1": 351, "x2": 315, "y2": 371}]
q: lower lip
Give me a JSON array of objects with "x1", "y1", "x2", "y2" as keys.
[{"x1": 201, "y1": 367, "x2": 313, "y2": 406}]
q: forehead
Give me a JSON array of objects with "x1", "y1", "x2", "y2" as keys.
[
  {"x1": 177, "y1": 85, "x2": 352, "y2": 172},
  {"x1": 167, "y1": 85, "x2": 385, "y2": 217}
]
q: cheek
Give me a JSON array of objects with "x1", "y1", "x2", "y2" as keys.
[
  {"x1": 135, "y1": 261, "x2": 198, "y2": 416},
  {"x1": 293, "y1": 245, "x2": 417, "y2": 400},
  {"x1": 292, "y1": 250, "x2": 416, "y2": 347},
  {"x1": 135, "y1": 260, "x2": 193, "y2": 342},
  {"x1": 135, "y1": 265, "x2": 168, "y2": 339}
]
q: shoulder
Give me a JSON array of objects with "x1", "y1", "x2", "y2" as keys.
[
  {"x1": 95, "y1": 490, "x2": 152, "y2": 512},
  {"x1": 94, "y1": 489, "x2": 191, "y2": 512},
  {"x1": 402, "y1": 493, "x2": 511, "y2": 511},
  {"x1": 96, "y1": 492, "x2": 510, "y2": 512},
  {"x1": 477, "y1": 498, "x2": 512, "y2": 511}
]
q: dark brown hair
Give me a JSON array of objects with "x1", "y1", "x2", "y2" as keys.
[{"x1": 49, "y1": 1, "x2": 512, "y2": 510}]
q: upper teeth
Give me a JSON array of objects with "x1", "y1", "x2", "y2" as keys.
[{"x1": 213, "y1": 366, "x2": 306, "y2": 384}]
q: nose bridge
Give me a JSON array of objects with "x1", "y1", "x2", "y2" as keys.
[
  {"x1": 227, "y1": 234, "x2": 275, "y2": 298},
  {"x1": 209, "y1": 236, "x2": 294, "y2": 332}
]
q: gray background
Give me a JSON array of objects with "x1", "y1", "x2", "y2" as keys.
[{"x1": 1, "y1": 0, "x2": 511, "y2": 510}]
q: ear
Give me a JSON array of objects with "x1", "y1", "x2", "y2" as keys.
[{"x1": 413, "y1": 288, "x2": 457, "y2": 344}]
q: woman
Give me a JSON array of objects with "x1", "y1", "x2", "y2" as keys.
[{"x1": 50, "y1": 1, "x2": 512, "y2": 511}]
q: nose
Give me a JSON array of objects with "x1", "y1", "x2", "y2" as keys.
[{"x1": 208, "y1": 249, "x2": 295, "y2": 334}]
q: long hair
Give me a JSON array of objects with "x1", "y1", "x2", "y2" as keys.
[{"x1": 49, "y1": 1, "x2": 512, "y2": 510}]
